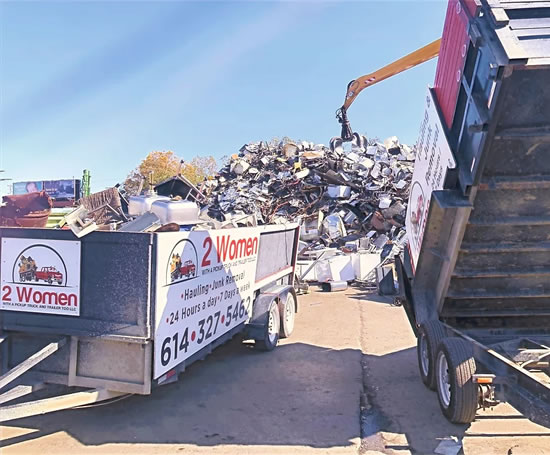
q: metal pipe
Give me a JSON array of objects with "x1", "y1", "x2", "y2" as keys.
[{"x1": 321, "y1": 281, "x2": 348, "y2": 292}]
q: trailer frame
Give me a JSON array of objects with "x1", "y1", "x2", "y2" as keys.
[{"x1": 0, "y1": 223, "x2": 300, "y2": 422}]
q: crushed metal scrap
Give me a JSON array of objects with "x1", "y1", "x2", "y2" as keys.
[
  {"x1": 49, "y1": 134, "x2": 414, "y2": 287},
  {"x1": 201, "y1": 136, "x2": 413, "y2": 235},
  {"x1": 198, "y1": 135, "x2": 415, "y2": 287}
]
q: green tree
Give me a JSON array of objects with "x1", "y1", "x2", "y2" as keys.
[{"x1": 123, "y1": 151, "x2": 218, "y2": 196}]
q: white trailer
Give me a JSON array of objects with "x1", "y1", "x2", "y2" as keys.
[{"x1": 0, "y1": 224, "x2": 300, "y2": 421}]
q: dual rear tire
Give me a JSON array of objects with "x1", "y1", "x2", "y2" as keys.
[
  {"x1": 417, "y1": 321, "x2": 478, "y2": 424},
  {"x1": 417, "y1": 320, "x2": 446, "y2": 390},
  {"x1": 254, "y1": 292, "x2": 297, "y2": 351},
  {"x1": 435, "y1": 338, "x2": 478, "y2": 424}
]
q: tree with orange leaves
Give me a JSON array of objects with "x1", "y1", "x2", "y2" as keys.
[{"x1": 123, "y1": 151, "x2": 217, "y2": 195}]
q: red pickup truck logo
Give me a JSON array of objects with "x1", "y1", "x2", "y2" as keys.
[
  {"x1": 170, "y1": 254, "x2": 196, "y2": 282},
  {"x1": 410, "y1": 194, "x2": 425, "y2": 228},
  {"x1": 35, "y1": 267, "x2": 64, "y2": 285},
  {"x1": 18, "y1": 256, "x2": 64, "y2": 285}
]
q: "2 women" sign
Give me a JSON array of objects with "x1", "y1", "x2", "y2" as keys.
[{"x1": 1, "y1": 238, "x2": 81, "y2": 316}]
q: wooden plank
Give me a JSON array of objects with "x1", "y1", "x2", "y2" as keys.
[
  {"x1": 491, "y1": 7, "x2": 510, "y2": 25},
  {"x1": 0, "y1": 337, "x2": 66, "y2": 390},
  {"x1": 460, "y1": 241, "x2": 550, "y2": 253},
  {"x1": 468, "y1": 215, "x2": 550, "y2": 226},
  {"x1": 446, "y1": 289, "x2": 550, "y2": 299},
  {"x1": 0, "y1": 383, "x2": 45, "y2": 405},
  {"x1": 510, "y1": 18, "x2": 550, "y2": 30},
  {"x1": 0, "y1": 388, "x2": 126, "y2": 423},
  {"x1": 500, "y1": 2, "x2": 550, "y2": 9},
  {"x1": 479, "y1": 176, "x2": 550, "y2": 191},
  {"x1": 500, "y1": 0, "x2": 550, "y2": 4},
  {"x1": 453, "y1": 266, "x2": 550, "y2": 278},
  {"x1": 443, "y1": 309, "x2": 550, "y2": 317}
]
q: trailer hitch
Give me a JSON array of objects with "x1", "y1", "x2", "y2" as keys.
[
  {"x1": 474, "y1": 374, "x2": 518, "y2": 410},
  {"x1": 478, "y1": 383, "x2": 499, "y2": 410}
]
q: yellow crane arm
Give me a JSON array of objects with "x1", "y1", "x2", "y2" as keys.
[
  {"x1": 336, "y1": 38, "x2": 441, "y2": 142},
  {"x1": 342, "y1": 38, "x2": 441, "y2": 111}
]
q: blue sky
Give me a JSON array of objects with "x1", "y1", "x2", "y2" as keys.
[{"x1": 0, "y1": 1, "x2": 448, "y2": 193}]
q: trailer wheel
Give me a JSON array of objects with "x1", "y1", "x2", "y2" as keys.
[
  {"x1": 279, "y1": 292, "x2": 296, "y2": 338},
  {"x1": 435, "y1": 338, "x2": 477, "y2": 424},
  {"x1": 255, "y1": 301, "x2": 280, "y2": 351},
  {"x1": 417, "y1": 320, "x2": 446, "y2": 390}
]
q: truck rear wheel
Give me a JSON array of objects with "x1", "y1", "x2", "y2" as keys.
[
  {"x1": 279, "y1": 292, "x2": 296, "y2": 338},
  {"x1": 417, "y1": 320, "x2": 446, "y2": 390},
  {"x1": 435, "y1": 338, "x2": 478, "y2": 424},
  {"x1": 255, "y1": 301, "x2": 280, "y2": 351}
]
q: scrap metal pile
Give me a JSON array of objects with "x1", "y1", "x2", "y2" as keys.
[
  {"x1": 203, "y1": 136, "x2": 413, "y2": 247},
  {"x1": 17, "y1": 134, "x2": 415, "y2": 289},
  {"x1": 200, "y1": 135, "x2": 416, "y2": 287}
]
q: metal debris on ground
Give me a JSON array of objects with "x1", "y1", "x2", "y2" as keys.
[
  {"x1": 321, "y1": 281, "x2": 348, "y2": 292},
  {"x1": 64, "y1": 206, "x2": 98, "y2": 238},
  {"x1": 434, "y1": 437, "x2": 463, "y2": 455},
  {"x1": 78, "y1": 187, "x2": 127, "y2": 227}
]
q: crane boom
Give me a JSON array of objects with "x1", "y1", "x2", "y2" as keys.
[{"x1": 335, "y1": 38, "x2": 441, "y2": 143}]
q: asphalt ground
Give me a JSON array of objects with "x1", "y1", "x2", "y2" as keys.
[{"x1": 1, "y1": 288, "x2": 549, "y2": 454}]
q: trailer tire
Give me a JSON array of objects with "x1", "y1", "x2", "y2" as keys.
[
  {"x1": 435, "y1": 338, "x2": 477, "y2": 424},
  {"x1": 255, "y1": 301, "x2": 280, "y2": 351},
  {"x1": 417, "y1": 320, "x2": 446, "y2": 390},
  {"x1": 279, "y1": 292, "x2": 296, "y2": 338}
]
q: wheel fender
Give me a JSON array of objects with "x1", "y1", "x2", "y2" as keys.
[
  {"x1": 245, "y1": 285, "x2": 298, "y2": 339},
  {"x1": 278, "y1": 286, "x2": 298, "y2": 314},
  {"x1": 245, "y1": 294, "x2": 278, "y2": 340}
]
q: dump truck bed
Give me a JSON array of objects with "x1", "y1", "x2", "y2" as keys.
[
  {"x1": 408, "y1": 0, "x2": 550, "y2": 332},
  {"x1": 399, "y1": 0, "x2": 550, "y2": 427}
]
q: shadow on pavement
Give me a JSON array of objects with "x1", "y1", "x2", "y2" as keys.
[
  {"x1": 351, "y1": 293, "x2": 394, "y2": 305},
  {"x1": 1, "y1": 339, "x2": 362, "y2": 450},
  {"x1": 345, "y1": 286, "x2": 395, "y2": 306},
  {"x1": 362, "y1": 346, "x2": 468, "y2": 454}
]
